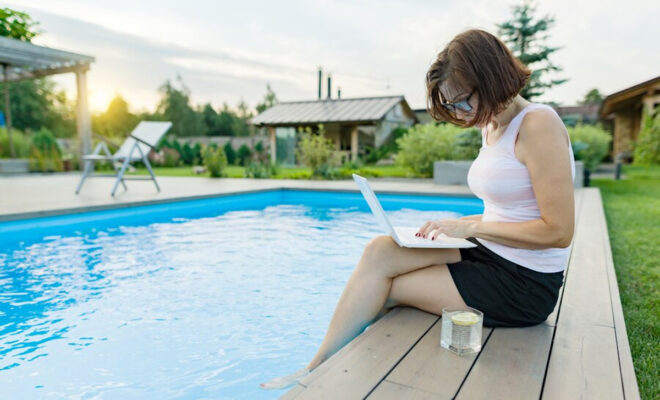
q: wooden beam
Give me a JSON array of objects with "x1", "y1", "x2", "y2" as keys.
[
  {"x1": 4, "y1": 63, "x2": 90, "y2": 82},
  {"x1": 75, "y1": 67, "x2": 92, "y2": 167},
  {"x1": 268, "y1": 126, "x2": 276, "y2": 163},
  {"x1": 3, "y1": 64, "x2": 15, "y2": 158},
  {"x1": 350, "y1": 126, "x2": 358, "y2": 161}
]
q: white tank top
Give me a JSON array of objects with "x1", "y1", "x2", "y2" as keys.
[{"x1": 467, "y1": 103, "x2": 575, "y2": 273}]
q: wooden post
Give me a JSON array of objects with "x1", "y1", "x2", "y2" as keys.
[
  {"x1": 350, "y1": 126, "x2": 358, "y2": 161},
  {"x1": 3, "y1": 64, "x2": 15, "y2": 158},
  {"x1": 268, "y1": 126, "x2": 276, "y2": 163},
  {"x1": 75, "y1": 66, "x2": 92, "y2": 168}
]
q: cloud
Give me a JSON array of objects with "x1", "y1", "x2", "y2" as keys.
[{"x1": 6, "y1": 0, "x2": 660, "y2": 112}]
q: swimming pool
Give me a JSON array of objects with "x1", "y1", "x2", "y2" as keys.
[{"x1": 0, "y1": 190, "x2": 483, "y2": 399}]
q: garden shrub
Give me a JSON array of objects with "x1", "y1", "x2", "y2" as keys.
[
  {"x1": 244, "y1": 161, "x2": 278, "y2": 178},
  {"x1": 452, "y1": 128, "x2": 481, "y2": 160},
  {"x1": 29, "y1": 128, "x2": 63, "y2": 172},
  {"x1": 633, "y1": 107, "x2": 660, "y2": 165},
  {"x1": 568, "y1": 124, "x2": 611, "y2": 171},
  {"x1": 295, "y1": 125, "x2": 341, "y2": 178},
  {"x1": 364, "y1": 126, "x2": 409, "y2": 164},
  {"x1": 395, "y1": 123, "x2": 464, "y2": 177},
  {"x1": 202, "y1": 145, "x2": 227, "y2": 177},
  {"x1": 162, "y1": 147, "x2": 181, "y2": 167},
  {"x1": 237, "y1": 144, "x2": 252, "y2": 166},
  {"x1": 287, "y1": 170, "x2": 313, "y2": 179},
  {"x1": 179, "y1": 142, "x2": 196, "y2": 165},
  {"x1": 0, "y1": 127, "x2": 31, "y2": 158},
  {"x1": 223, "y1": 141, "x2": 237, "y2": 165},
  {"x1": 253, "y1": 141, "x2": 269, "y2": 163},
  {"x1": 338, "y1": 166, "x2": 382, "y2": 178}
]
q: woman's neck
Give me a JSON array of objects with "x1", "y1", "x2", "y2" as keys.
[{"x1": 490, "y1": 95, "x2": 530, "y2": 130}]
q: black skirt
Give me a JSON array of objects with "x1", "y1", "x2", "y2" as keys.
[{"x1": 447, "y1": 238, "x2": 564, "y2": 327}]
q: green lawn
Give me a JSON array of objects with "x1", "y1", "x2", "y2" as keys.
[
  {"x1": 592, "y1": 165, "x2": 660, "y2": 400},
  {"x1": 127, "y1": 164, "x2": 412, "y2": 179}
]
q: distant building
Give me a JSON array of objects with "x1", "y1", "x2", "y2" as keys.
[
  {"x1": 600, "y1": 75, "x2": 660, "y2": 158},
  {"x1": 413, "y1": 108, "x2": 434, "y2": 124},
  {"x1": 251, "y1": 95, "x2": 417, "y2": 164},
  {"x1": 553, "y1": 104, "x2": 601, "y2": 127}
]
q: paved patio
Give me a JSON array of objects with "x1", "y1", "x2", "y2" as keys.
[{"x1": 0, "y1": 173, "x2": 471, "y2": 221}]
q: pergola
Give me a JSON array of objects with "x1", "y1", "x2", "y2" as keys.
[{"x1": 0, "y1": 36, "x2": 94, "y2": 164}]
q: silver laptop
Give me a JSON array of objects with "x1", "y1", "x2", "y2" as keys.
[{"x1": 352, "y1": 174, "x2": 477, "y2": 249}]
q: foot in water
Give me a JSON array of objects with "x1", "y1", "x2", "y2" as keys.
[{"x1": 259, "y1": 367, "x2": 311, "y2": 390}]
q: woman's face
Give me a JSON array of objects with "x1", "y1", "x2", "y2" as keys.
[{"x1": 438, "y1": 80, "x2": 479, "y2": 124}]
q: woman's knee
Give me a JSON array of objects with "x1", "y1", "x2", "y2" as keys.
[{"x1": 361, "y1": 235, "x2": 397, "y2": 269}]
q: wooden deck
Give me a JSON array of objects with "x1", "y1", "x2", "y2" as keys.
[{"x1": 282, "y1": 188, "x2": 641, "y2": 400}]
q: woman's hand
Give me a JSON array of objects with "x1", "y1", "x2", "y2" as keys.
[{"x1": 415, "y1": 218, "x2": 478, "y2": 240}]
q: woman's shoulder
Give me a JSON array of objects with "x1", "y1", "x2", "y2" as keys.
[{"x1": 519, "y1": 104, "x2": 567, "y2": 138}]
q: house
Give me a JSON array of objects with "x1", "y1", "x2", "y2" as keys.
[
  {"x1": 250, "y1": 96, "x2": 418, "y2": 164},
  {"x1": 600, "y1": 75, "x2": 660, "y2": 158},
  {"x1": 553, "y1": 104, "x2": 602, "y2": 127}
]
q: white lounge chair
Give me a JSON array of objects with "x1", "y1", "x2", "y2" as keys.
[{"x1": 75, "y1": 121, "x2": 172, "y2": 196}]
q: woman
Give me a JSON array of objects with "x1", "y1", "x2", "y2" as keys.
[{"x1": 261, "y1": 28, "x2": 575, "y2": 390}]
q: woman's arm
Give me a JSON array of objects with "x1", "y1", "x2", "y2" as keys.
[
  {"x1": 417, "y1": 110, "x2": 575, "y2": 249},
  {"x1": 459, "y1": 214, "x2": 483, "y2": 221}
]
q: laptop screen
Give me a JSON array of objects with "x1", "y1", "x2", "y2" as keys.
[{"x1": 352, "y1": 174, "x2": 395, "y2": 235}]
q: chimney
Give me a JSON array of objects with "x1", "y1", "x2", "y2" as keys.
[
  {"x1": 337, "y1": 87, "x2": 341, "y2": 99},
  {"x1": 317, "y1": 67, "x2": 322, "y2": 100},
  {"x1": 327, "y1": 74, "x2": 332, "y2": 100}
]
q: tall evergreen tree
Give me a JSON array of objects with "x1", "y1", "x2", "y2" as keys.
[
  {"x1": 579, "y1": 88, "x2": 603, "y2": 105},
  {"x1": 156, "y1": 76, "x2": 206, "y2": 137},
  {"x1": 255, "y1": 84, "x2": 278, "y2": 114},
  {"x1": 497, "y1": 0, "x2": 567, "y2": 100}
]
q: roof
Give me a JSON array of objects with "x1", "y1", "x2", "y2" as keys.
[
  {"x1": 251, "y1": 95, "x2": 416, "y2": 126},
  {"x1": 600, "y1": 75, "x2": 660, "y2": 116},
  {"x1": 554, "y1": 104, "x2": 601, "y2": 120},
  {"x1": 0, "y1": 36, "x2": 94, "y2": 82}
]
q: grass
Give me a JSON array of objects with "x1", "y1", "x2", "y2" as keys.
[
  {"x1": 592, "y1": 164, "x2": 660, "y2": 400},
  {"x1": 127, "y1": 164, "x2": 413, "y2": 179}
]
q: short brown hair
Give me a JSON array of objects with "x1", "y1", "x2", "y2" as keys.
[{"x1": 426, "y1": 29, "x2": 530, "y2": 127}]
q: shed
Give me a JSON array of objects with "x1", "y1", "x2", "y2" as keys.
[
  {"x1": 0, "y1": 36, "x2": 94, "y2": 165},
  {"x1": 600, "y1": 75, "x2": 660, "y2": 157},
  {"x1": 251, "y1": 95, "x2": 417, "y2": 164}
]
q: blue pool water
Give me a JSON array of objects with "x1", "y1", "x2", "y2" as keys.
[{"x1": 0, "y1": 190, "x2": 483, "y2": 399}]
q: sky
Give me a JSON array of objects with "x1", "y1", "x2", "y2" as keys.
[{"x1": 7, "y1": 0, "x2": 660, "y2": 113}]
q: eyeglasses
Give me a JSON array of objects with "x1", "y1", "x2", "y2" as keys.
[{"x1": 440, "y1": 89, "x2": 475, "y2": 113}]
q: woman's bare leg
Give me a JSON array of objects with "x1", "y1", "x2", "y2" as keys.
[{"x1": 305, "y1": 235, "x2": 463, "y2": 371}]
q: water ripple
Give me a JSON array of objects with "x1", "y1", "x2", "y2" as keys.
[{"x1": 0, "y1": 203, "x2": 472, "y2": 399}]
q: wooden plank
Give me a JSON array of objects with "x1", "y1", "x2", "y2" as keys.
[
  {"x1": 281, "y1": 307, "x2": 438, "y2": 399},
  {"x1": 368, "y1": 380, "x2": 443, "y2": 400},
  {"x1": 597, "y1": 190, "x2": 641, "y2": 400},
  {"x1": 554, "y1": 189, "x2": 614, "y2": 328},
  {"x1": 542, "y1": 188, "x2": 626, "y2": 399},
  {"x1": 456, "y1": 324, "x2": 554, "y2": 400},
  {"x1": 373, "y1": 320, "x2": 492, "y2": 399},
  {"x1": 542, "y1": 322, "x2": 623, "y2": 399}
]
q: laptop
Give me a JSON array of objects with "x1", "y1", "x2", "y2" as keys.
[{"x1": 352, "y1": 174, "x2": 477, "y2": 249}]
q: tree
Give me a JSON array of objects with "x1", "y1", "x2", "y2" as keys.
[
  {"x1": 0, "y1": 8, "x2": 38, "y2": 42},
  {"x1": 92, "y1": 94, "x2": 139, "y2": 139},
  {"x1": 579, "y1": 88, "x2": 603, "y2": 105},
  {"x1": 497, "y1": 0, "x2": 567, "y2": 100},
  {"x1": 156, "y1": 76, "x2": 206, "y2": 137},
  {"x1": 255, "y1": 84, "x2": 278, "y2": 114},
  {"x1": 201, "y1": 103, "x2": 221, "y2": 136}
]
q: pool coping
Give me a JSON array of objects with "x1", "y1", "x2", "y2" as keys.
[{"x1": 1, "y1": 183, "x2": 477, "y2": 223}]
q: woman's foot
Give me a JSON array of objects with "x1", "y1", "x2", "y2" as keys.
[{"x1": 259, "y1": 367, "x2": 311, "y2": 390}]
